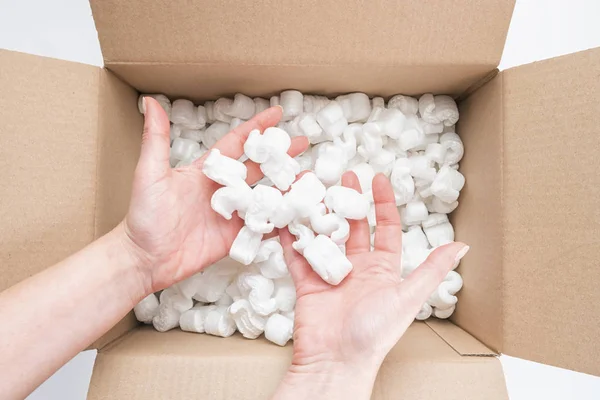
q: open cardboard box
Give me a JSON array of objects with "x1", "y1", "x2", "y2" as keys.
[{"x1": 1, "y1": 1, "x2": 599, "y2": 398}]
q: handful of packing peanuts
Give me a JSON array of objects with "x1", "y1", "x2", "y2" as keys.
[{"x1": 134, "y1": 91, "x2": 465, "y2": 346}]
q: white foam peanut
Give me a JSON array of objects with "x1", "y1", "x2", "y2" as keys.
[
  {"x1": 401, "y1": 200, "x2": 429, "y2": 226},
  {"x1": 422, "y1": 213, "x2": 455, "y2": 247},
  {"x1": 428, "y1": 271, "x2": 463, "y2": 310},
  {"x1": 430, "y1": 166, "x2": 465, "y2": 203},
  {"x1": 388, "y1": 94, "x2": 419, "y2": 116},
  {"x1": 265, "y1": 313, "x2": 294, "y2": 346},
  {"x1": 280, "y1": 90, "x2": 304, "y2": 120},
  {"x1": 336, "y1": 92, "x2": 371, "y2": 123},
  {"x1": 226, "y1": 93, "x2": 255, "y2": 119},
  {"x1": 134, "y1": 293, "x2": 159, "y2": 324},
  {"x1": 260, "y1": 155, "x2": 301, "y2": 191},
  {"x1": 204, "y1": 305, "x2": 236, "y2": 337},
  {"x1": 314, "y1": 143, "x2": 347, "y2": 186},
  {"x1": 378, "y1": 108, "x2": 406, "y2": 139},
  {"x1": 286, "y1": 172, "x2": 327, "y2": 217},
  {"x1": 440, "y1": 132, "x2": 464, "y2": 165},
  {"x1": 229, "y1": 299, "x2": 267, "y2": 339},
  {"x1": 288, "y1": 219, "x2": 315, "y2": 254},
  {"x1": 432, "y1": 305, "x2": 456, "y2": 319},
  {"x1": 402, "y1": 226, "x2": 430, "y2": 251},
  {"x1": 201, "y1": 121, "x2": 229, "y2": 149},
  {"x1": 211, "y1": 184, "x2": 253, "y2": 220},
  {"x1": 179, "y1": 305, "x2": 217, "y2": 333},
  {"x1": 152, "y1": 302, "x2": 181, "y2": 332},
  {"x1": 316, "y1": 101, "x2": 348, "y2": 138},
  {"x1": 171, "y1": 138, "x2": 201, "y2": 161},
  {"x1": 415, "y1": 303, "x2": 433, "y2": 321},
  {"x1": 303, "y1": 234, "x2": 353, "y2": 285},
  {"x1": 244, "y1": 127, "x2": 291, "y2": 164},
  {"x1": 324, "y1": 186, "x2": 370, "y2": 220},
  {"x1": 255, "y1": 240, "x2": 289, "y2": 279},
  {"x1": 390, "y1": 158, "x2": 415, "y2": 206},
  {"x1": 213, "y1": 98, "x2": 234, "y2": 123},
  {"x1": 309, "y1": 203, "x2": 350, "y2": 245},
  {"x1": 202, "y1": 149, "x2": 248, "y2": 187},
  {"x1": 245, "y1": 185, "x2": 283, "y2": 234},
  {"x1": 229, "y1": 226, "x2": 263, "y2": 265}
]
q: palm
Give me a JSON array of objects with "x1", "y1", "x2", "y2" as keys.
[
  {"x1": 127, "y1": 167, "x2": 244, "y2": 290},
  {"x1": 280, "y1": 172, "x2": 466, "y2": 369},
  {"x1": 124, "y1": 99, "x2": 307, "y2": 292},
  {"x1": 285, "y1": 245, "x2": 406, "y2": 366}
]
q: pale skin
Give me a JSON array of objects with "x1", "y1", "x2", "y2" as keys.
[{"x1": 0, "y1": 98, "x2": 468, "y2": 400}]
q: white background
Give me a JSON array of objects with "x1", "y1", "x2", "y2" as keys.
[{"x1": 1, "y1": 0, "x2": 600, "y2": 399}]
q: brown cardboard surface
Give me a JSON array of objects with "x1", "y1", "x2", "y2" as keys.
[
  {"x1": 108, "y1": 63, "x2": 493, "y2": 103},
  {"x1": 452, "y1": 74, "x2": 504, "y2": 352},
  {"x1": 501, "y1": 48, "x2": 600, "y2": 376},
  {"x1": 0, "y1": 50, "x2": 141, "y2": 349},
  {"x1": 0, "y1": 50, "x2": 100, "y2": 291},
  {"x1": 89, "y1": 323, "x2": 507, "y2": 399},
  {"x1": 425, "y1": 319, "x2": 496, "y2": 356},
  {"x1": 91, "y1": 70, "x2": 143, "y2": 349},
  {"x1": 90, "y1": 1, "x2": 514, "y2": 67}
]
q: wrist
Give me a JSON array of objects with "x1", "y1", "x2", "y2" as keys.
[
  {"x1": 104, "y1": 222, "x2": 154, "y2": 303},
  {"x1": 274, "y1": 360, "x2": 380, "y2": 400}
]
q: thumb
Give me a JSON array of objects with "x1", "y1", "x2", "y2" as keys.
[
  {"x1": 138, "y1": 97, "x2": 171, "y2": 179},
  {"x1": 398, "y1": 242, "x2": 469, "y2": 312}
]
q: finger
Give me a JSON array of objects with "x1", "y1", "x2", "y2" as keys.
[
  {"x1": 279, "y1": 228, "x2": 322, "y2": 286},
  {"x1": 245, "y1": 136, "x2": 309, "y2": 185},
  {"x1": 342, "y1": 171, "x2": 371, "y2": 256},
  {"x1": 212, "y1": 106, "x2": 283, "y2": 159},
  {"x1": 138, "y1": 97, "x2": 171, "y2": 179},
  {"x1": 398, "y1": 242, "x2": 469, "y2": 310},
  {"x1": 372, "y1": 173, "x2": 402, "y2": 255}
]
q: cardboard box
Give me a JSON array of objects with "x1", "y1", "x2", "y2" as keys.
[{"x1": 1, "y1": 1, "x2": 599, "y2": 398}]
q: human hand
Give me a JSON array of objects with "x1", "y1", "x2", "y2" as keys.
[
  {"x1": 273, "y1": 172, "x2": 468, "y2": 399},
  {"x1": 122, "y1": 98, "x2": 308, "y2": 294}
]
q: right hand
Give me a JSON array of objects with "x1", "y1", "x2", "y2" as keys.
[
  {"x1": 278, "y1": 172, "x2": 469, "y2": 390},
  {"x1": 122, "y1": 98, "x2": 308, "y2": 294}
]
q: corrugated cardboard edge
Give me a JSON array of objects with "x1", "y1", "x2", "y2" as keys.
[
  {"x1": 456, "y1": 68, "x2": 499, "y2": 102},
  {"x1": 88, "y1": 69, "x2": 143, "y2": 350},
  {"x1": 425, "y1": 319, "x2": 497, "y2": 356}
]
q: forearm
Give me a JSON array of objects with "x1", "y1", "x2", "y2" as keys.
[
  {"x1": 0, "y1": 223, "x2": 148, "y2": 399},
  {"x1": 272, "y1": 361, "x2": 380, "y2": 400}
]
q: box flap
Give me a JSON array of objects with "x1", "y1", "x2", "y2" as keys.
[
  {"x1": 90, "y1": 0, "x2": 514, "y2": 66},
  {"x1": 501, "y1": 48, "x2": 600, "y2": 376},
  {"x1": 0, "y1": 49, "x2": 142, "y2": 349},
  {"x1": 88, "y1": 322, "x2": 507, "y2": 399},
  {"x1": 90, "y1": 0, "x2": 515, "y2": 99},
  {"x1": 0, "y1": 49, "x2": 100, "y2": 292}
]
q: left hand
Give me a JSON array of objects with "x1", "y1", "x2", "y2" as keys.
[{"x1": 122, "y1": 98, "x2": 308, "y2": 294}]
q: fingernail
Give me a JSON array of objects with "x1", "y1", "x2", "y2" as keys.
[
  {"x1": 276, "y1": 105, "x2": 284, "y2": 113},
  {"x1": 142, "y1": 97, "x2": 147, "y2": 114},
  {"x1": 453, "y1": 244, "x2": 470, "y2": 268}
]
